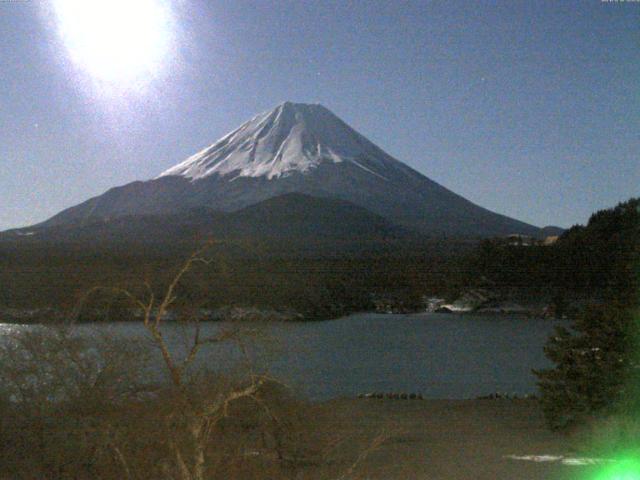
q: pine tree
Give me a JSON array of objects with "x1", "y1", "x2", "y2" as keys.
[
  {"x1": 534, "y1": 198, "x2": 640, "y2": 430},
  {"x1": 535, "y1": 303, "x2": 636, "y2": 429}
]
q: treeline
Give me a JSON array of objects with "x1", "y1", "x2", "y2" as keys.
[
  {"x1": 0, "y1": 236, "x2": 474, "y2": 322},
  {"x1": 2, "y1": 198, "x2": 635, "y2": 323},
  {"x1": 462, "y1": 198, "x2": 640, "y2": 312},
  {"x1": 528, "y1": 198, "x2": 639, "y2": 431}
]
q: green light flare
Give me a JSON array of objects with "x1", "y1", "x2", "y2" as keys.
[{"x1": 591, "y1": 458, "x2": 640, "y2": 480}]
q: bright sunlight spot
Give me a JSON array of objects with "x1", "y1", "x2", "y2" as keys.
[{"x1": 52, "y1": 0, "x2": 174, "y2": 86}]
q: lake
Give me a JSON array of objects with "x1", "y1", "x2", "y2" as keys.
[{"x1": 0, "y1": 312, "x2": 563, "y2": 401}]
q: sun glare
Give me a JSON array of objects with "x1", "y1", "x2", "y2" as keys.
[{"x1": 52, "y1": 0, "x2": 174, "y2": 87}]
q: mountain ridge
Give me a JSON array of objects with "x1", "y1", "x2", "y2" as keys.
[
  {"x1": 2, "y1": 193, "x2": 411, "y2": 246},
  {"x1": 29, "y1": 102, "x2": 543, "y2": 237}
]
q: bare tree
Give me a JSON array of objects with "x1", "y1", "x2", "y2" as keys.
[
  {"x1": 0, "y1": 242, "x2": 399, "y2": 480},
  {"x1": 73, "y1": 242, "x2": 279, "y2": 480}
]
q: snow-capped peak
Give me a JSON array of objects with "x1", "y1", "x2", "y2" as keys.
[{"x1": 159, "y1": 102, "x2": 395, "y2": 181}]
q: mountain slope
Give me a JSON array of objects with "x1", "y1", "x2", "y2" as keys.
[
  {"x1": 5, "y1": 193, "x2": 409, "y2": 245},
  {"x1": 36, "y1": 102, "x2": 540, "y2": 237}
]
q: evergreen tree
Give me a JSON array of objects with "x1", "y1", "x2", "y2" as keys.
[
  {"x1": 535, "y1": 303, "x2": 637, "y2": 429},
  {"x1": 534, "y1": 198, "x2": 640, "y2": 430}
]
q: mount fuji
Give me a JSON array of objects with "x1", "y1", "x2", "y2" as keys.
[{"x1": 35, "y1": 102, "x2": 540, "y2": 237}]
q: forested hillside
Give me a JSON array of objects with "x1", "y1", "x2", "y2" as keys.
[{"x1": 463, "y1": 198, "x2": 639, "y2": 313}]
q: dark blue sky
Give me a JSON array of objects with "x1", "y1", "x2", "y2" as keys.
[{"x1": 1, "y1": 0, "x2": 638, "y2": 230}]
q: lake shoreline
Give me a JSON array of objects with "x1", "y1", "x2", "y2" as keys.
[
  {"x1": 0, "y1": 304, "x2": 561, "y2": 325},
  {"x1": 307, "y1": 397, "x2": 589, "y2": 479}
]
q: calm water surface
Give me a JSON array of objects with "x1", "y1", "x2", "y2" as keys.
[{"x1": 1, "y1": 312, "x2": 562, "y2": 401}]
